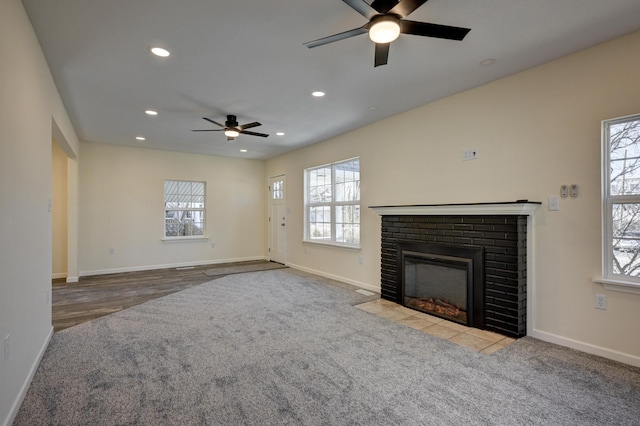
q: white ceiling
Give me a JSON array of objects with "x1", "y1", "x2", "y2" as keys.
[{"x1": 23, "y1": 0, "x2": 640, "y2": 160}]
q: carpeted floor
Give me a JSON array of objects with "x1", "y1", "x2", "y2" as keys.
[{"x1": 15, "y1": 269, "x2": 640, "y2": 425}]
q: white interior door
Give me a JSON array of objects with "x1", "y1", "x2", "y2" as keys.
[{"x1": 269, "y1": 175, "x2": 286, "y2": 264}]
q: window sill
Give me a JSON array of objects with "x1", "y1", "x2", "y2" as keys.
[
  {"x1": 162, "y1": 236, "x2": 209, "y2": 242},
  {"x1": 592, "y1": 276, "x2": 640, "y2": 295},
  {"x1": 303, "y1": 240, "x2": 361, "y2": 252}
]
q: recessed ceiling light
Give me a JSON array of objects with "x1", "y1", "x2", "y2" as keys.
[
  {"x1": 240, "y1": 149, "x2": 248, "y2": 153},
  {"x1": 479, "y1": 58, "x2": 496, "y2": 66},
  {"x1": 276, "y1": 132, "x2": 285, "y2": 136},
  {"x1": 136, "y1": 136, "x2": 146, "y2": 141},
  {"x1": 149, "y1": 47, "x2": 170, "y2": 57},
  {"x1": 145, "y1": 110, "x2": 158, "y2": 116},
  {"x1": 312, "y1": 91, "x2": 325, "y2": 97}
]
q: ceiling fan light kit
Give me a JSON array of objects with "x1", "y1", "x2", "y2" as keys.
[{"x1": 369, "y1": 15, "x2": 401, "y2": 43}]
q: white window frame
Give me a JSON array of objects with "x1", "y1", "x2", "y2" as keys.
[
  {"x1": 597, "y1": 113, "x2": 640, "y2": 294},
  {"x1": 163, "y1": 180, "x2": 206, "y2": 240},
  {"x1": 304, "y1": 157, "x2": 360, "y2": 248}
]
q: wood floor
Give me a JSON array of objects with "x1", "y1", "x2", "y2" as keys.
[{"x1": 52, "y1": 261, "x2": 272, "y2": 332}]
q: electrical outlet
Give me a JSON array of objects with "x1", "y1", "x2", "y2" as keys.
[
  {"x1": 211, "y1": 242, "x2": 216, "y2": 248},
  {"x1": 560, "y1": 185, "x2": 568, "y2": 198},
  {"x1": 359, "y1": 256, "x2": 363, "y2": 265},
  {"x1": 4, "y1": 335, "x2": 9, "y2": 361},
  {"x1": 595, "y1": 294, "x2": 607, "y2": 310},
  {"x1": 570, "y1": 184, "x2": 579, "y2": 198},
  {"x1": 109, "y1": 248, "x2": 115, "y2": 255}
]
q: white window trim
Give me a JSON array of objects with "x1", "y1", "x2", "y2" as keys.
[
  {"x1": 161, "y1": 236, "x2": 209, "y2": 242},
  {"x1": 304, "y1": 157, "x2": 360, "y2": 249},
  {"x1": 592, "y1": 277, "x2": 640, "y2": 295},
  {"x1": 597, "y1": 113, "x2": 640, "y2": 293}
]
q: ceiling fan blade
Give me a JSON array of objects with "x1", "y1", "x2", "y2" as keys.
[
  {"x1": 374, "y1": 42, "x2": 390, "y2": 67},
  {"x1": 400, "y1": 20, "x2": 471, "y2": 40},
  {"x1": 240, "y1": 130, "x2": 269, "y2": 138},
  {"x1": 304, "y1": 27, "x2": 368, "y2": 48},
  {"x1": 202, "y1": 117, "x2": 225, "y2": 127},
  {"x1": 239, "y1": 122, "x2": 262, "y2": 130},
  {"x1": 388, "y1": 0, "x2": 429, "y2": 17},
  {"x1": 192, "y1": 129, "x2": 223, "y2": 132},
  {"x1": 371, "y1": 0, "x2": 400, "y2": 13},
  {"x1": 343, "y1": 0, "x2": 378, "y2": 19}
]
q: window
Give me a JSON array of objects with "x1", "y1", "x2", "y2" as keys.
[
  {"x1": 272, "y1": 179, "x2": 284, "y2": 200},
  {"x1": 602, "y1": 114, "x2": 640, "y2": 283},
  {"x1": 305, "y1": 158, "x2": 360, "y2": 246},
  {"x1": 164, "y1": 180, "x2": 205, "y2": 238}
]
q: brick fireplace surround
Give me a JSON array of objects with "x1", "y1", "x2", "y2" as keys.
[{"x1": 371, "y1": 202, "x2": 540, "y2": 338}]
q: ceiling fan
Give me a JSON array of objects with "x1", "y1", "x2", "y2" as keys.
[
  {"x1": 304, "y1": 0, "x2": 471, "y2": 67},
  {"x1": 192, "y1": 115, "x2": 269, "y2": 141}
]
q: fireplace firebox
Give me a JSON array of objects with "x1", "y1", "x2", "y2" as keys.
[{"x1": 399, "y1": 243, "x2": 484, "y2": 328}]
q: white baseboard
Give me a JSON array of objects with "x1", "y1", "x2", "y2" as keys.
[
  {"x1": 286, "y1": 262, "x2": 380, "y2": 294},
  {"x1": 3, "y1": 326, "x2": 53, "y2": 426},
  {"x1": 529, "y1": 328, "x2": 640, "y2": 368},
  {"x1": 66, "y1": 276, "x2": 79, "y2": 283},
  {"x1": 79, "y1": 256, "x2": 267, "y2": 277}
]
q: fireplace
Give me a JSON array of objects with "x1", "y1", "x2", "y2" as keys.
[
  {"x1": 399, "y1": 243, "x2": 484, "y2": 328},
  {"x1": 371, "y1": 202, "x2": 540, "y2": 338}
]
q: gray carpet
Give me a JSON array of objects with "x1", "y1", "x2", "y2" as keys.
[
  {"x1": 15, "y1": 269, "x2": 640, "y2": 425},
  {"x1": 203, "y1": 260, "x2": 287, "y2": 277}
]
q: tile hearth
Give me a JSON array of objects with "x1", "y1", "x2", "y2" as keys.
[{"x1": 355, "y1": 298, "x2": 515, "y2": 354}]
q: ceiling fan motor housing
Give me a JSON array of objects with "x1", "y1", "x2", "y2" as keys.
[{"x1": 225, "y1": 115, "x2": 239, "y2": 128}]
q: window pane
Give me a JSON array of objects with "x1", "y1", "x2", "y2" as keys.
[
  {"x1": 165, "y1": 181, "x2": 205, "y2": 207},
  {"x1": 165, "y1": 210, "x2": 205, "y2": 237},
  {"x1": 336, "y1": 205, "x2": 360, "y2": 244},
  {"x1": 335, "y1": 160, "x2": 360, "y2": 202},
  {"x1": 611, "y1": 203, "x2": 640, "y2": 276},
  {"x1": 309, "y1": 166, "x2": 332, "y2": 203},
  {"x1": 309, "y1": 206, "x2": 331, "y2": 240},
  {"x1": 272, "y1": 180, "x2": 284, "y2": 200},
  {"x1": 336, "y1": 224, "x2": 360, "y2": 245},
  {"x1": 609, "y1": 119, "x2": 640, "y2": 196}
]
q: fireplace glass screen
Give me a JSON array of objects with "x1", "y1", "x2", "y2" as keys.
[{"x1": 403, "y1": 252, "x2": 472, "y2": 325}]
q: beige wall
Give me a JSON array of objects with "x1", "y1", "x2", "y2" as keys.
[
  {"x1": 266, "y1": 31, "x2": 640, "y2": 366},
  {"x1": 0, "y1": 0, "x2": 79, "y2": 424},
  {"x1": 78, "y1": 142, "x2": 266, "y2": 275}
]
